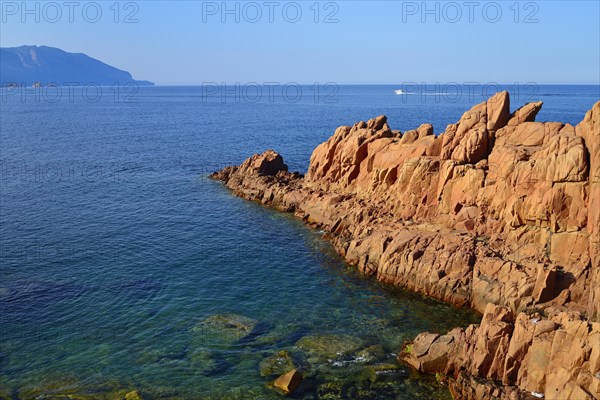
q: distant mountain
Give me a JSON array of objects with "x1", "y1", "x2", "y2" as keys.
[{"x1": 0, "y1": 45, "x2": 153, "y2": 86}]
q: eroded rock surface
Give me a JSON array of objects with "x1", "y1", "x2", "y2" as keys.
[
  {"x1": 400, "y1": 304, "x2": 600, "y2": 399},
  {"x1": 211, "y1": 92, "x2": 600, "y2": 399}
]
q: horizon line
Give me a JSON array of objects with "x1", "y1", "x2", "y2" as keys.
[{"x1": 150, "y1": 83, "x2": 600, "y2": 86}]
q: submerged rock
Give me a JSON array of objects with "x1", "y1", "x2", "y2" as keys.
[
  {"x1": 198, "y1": 384, "x2": 281, "y2": 400},
  {"x1": 363, "y1": 363, "x2": 410, "y2": 381},
  {"x1": 317, "y1": 381, "x2": 343, "y2": 399},
  {"x1": 124, "y1": 391, "x2": 143, "y2": 400},
  {"x1": 314, "y1": 372, "x2": 420, "y2": 400},
  {"x1": 259, "y1": 350, "x2": 296, "y2": 377},
  {"x1": 189, "y1": 349, "x2": 229, "y2": 376},
  {"x1": 191, "y1": 314, "x2": 258, "y2": 345},
  {"x1": 355, "y1": 345, "x2": 386, "y2": 363},
  {"x1": 15, "y1": 383, "x2": 147, "y2": 400},
  {"x1": 295, "y1": 334, "x2": 364, "y2": 362}
]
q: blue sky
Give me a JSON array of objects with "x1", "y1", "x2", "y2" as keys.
[{"x1": 1, "y1": 1, "x2": 599, "y2": 85}]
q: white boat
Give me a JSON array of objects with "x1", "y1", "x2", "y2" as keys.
[{"x1": 394, "y1": 89, "x2": 404, "y2": 95}]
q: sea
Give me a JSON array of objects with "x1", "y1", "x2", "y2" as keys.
[{"x1": 1, "y1": 84, "x2": 598, "y2": 399}]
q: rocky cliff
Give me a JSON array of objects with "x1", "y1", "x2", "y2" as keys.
[
  {"x1": 0, "y1": 46, "x2": 154, "y2": 86},
  {"x1": 211, "y1": 92, "x2": 600, "y2": 399}
]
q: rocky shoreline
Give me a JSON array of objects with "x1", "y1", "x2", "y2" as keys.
[{"x1": 211, "y1": 92, "x2": 600, "y2": 399}]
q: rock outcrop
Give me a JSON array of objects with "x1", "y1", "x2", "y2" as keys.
[
  {"x1": 400, "y1": 304, "x2": 600, "y2": 399},
  {"x1": 211, "y1": 92, "x2": 600, "y2": 399},
  {"x1": 272, "y1": 369, "x2": 302, "y2": 395}
]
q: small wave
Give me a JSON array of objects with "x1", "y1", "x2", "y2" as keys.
[
  {"x1": 536, "y1": 93, "x2": 598, "y2": 97},
  {"x1": 329, "y1": 355, "x2": 369, "y2": 367},
  {"x1": 417, "y1": 92, "x2": 462, "y2": 96}
]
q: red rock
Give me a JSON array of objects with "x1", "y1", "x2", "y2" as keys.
[
  {"x1": 417, "y1": 123, "x2": 434, "y2": 138},
  {"x1": 253, "y1": 150, "x2": 288, "y2": 176},
  {"x1": 401, "y1": 305, "x2": 599, "y2": 399},
  {"x1": 212, "y1": 93, "x2": 600, "y2": 400},
  {"x1": 531, "y1": 134, "x2": 588, "y2": 182},
  {"x1": 400, "y1": 129, "x2": 419, "y2": 144},
  {"x1": 367, "y1": 114, "x2": 387, "y2": 130},
  {"x1": 507, "y1": 101, "x2": 543, "y2": 126},
  {"x1": 440, "y1": 101, "x2": 490, "y2": 164},
  {"x1": 533, "y1": 266, "x2": 556, "y2": 303},
  {"x1": 273, "y1": 369, "x2": 302, "y2": 395},
  {"x1": 487, "y1": 91, "x2": 511, "y2": 133},
  {"x1": 426, "y1": 135, "x2": 443, "y2": 156}
]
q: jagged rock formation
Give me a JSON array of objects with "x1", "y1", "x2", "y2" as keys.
[
  {"x1": 211, "y1": 92, "x2": 600, "y2": 399},
  {"x1": 400, "y1": 304, "x2": 599, "y2": 399}
]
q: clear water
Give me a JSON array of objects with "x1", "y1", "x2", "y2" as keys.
[{"x1": 1, "y1": 85, "x2": 597, "y2": 399}]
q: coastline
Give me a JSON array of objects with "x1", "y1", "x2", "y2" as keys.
[{"x1": 212, "y1": 92, "x2": 600, "y2": 399}]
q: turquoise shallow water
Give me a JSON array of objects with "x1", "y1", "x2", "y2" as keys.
[{"x1": 1, "y1": 85, "x2": 597, "y2": 399}]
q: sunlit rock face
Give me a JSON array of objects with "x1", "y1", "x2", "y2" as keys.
[{"x1": 212, "y1": 93, "x2": 600, "y2": 400}]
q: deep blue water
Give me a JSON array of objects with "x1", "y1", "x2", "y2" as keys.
[{"x1": 0, "y1": 85, "x2": 598, "y2": 399}]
